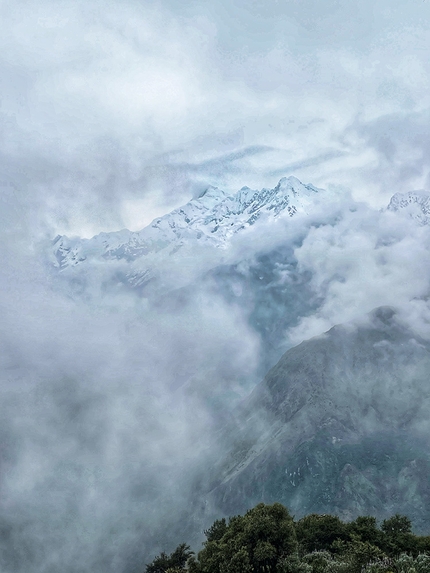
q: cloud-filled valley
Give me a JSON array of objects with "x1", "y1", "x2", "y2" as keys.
[{"x1": 2, "y1": 171, "x2": 430, "y2": 571}]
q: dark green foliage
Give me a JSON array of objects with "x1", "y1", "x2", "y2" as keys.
[
  {"x1": 381, "y1": 514, "x2": 412, "y2": 535},
  {"x1": 417, "y1": 536, "x2": 430, "y2": 554},
  {"x1": 195, "y1": 503, "x2": 297, "y2": 573},
  {"x1": 146, "y1": 543, "x2": 193, "y2": 573},
  {"x1": 380, "y1": 514, "x2": 421, "y2": 557},
  {"x1": 146, "y1": 505, "x2": 430, "y2": 573},
  {"x1": 204, "y1": 519, "x2": 227, "y2": 543},
  {"x1": 340, "y1": 540, "x2": 385, "y2": 573},
  {"x1": 295, "y1": 514, "x2": 347, "y2": 554},
  {"x1": 347, "y1": 516, "x2": 382, "y2": 545}
]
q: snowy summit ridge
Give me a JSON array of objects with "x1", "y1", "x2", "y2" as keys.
[
  {"x1": 387, "y1": 189, "x2": 430, "y2": 225},
  {"x1": 52, "y1": 176, "x2": 321, "y2": 272}
]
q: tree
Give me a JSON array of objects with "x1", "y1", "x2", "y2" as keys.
[
  {"x1": 194, "y1": 503, "x2": 298, "y2": 573},
  {"x1": 146, "y1": 543, "x2": 194, "y2": 573},
  {"x1": 204, "y1": 519, "x2": 227, "y2": 543},
  {"x1": 347, "y1": 516, "x2": 382, "y2": 546},
  {"x1": 146, "y1": 506, "x2": 430, "y2": 573},
  {"x1": 340, "y1": 539, "x2": 385, "y2": 573},
  {"x1": 380, "y1": 514, "x2": 417, "y2": 556},
  {"x1": 381, "y1": 515, "x2": 412, "y2": 536},
  {"x1": 295, "y1": 514, "x2": 348, "y2": 554}
]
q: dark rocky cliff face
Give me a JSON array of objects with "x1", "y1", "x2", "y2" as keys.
[{"x1": 208, "y1": 307, "x2": 430, "y2": 531}]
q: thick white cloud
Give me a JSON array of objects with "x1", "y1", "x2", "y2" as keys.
[
  {"x1": 1, "y1": 0, "x2": 430, "y2": 238},
  {"x1": 288, "y1": 204, "x2": 430, "y2": 344},
  {"x1": 0, "y1": 214, "x2": 261, "y2": 571}
]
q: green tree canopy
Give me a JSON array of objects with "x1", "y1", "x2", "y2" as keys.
[
  {"x1": 145, "y1": 504, "x2": 430, "y2": 573},
  {"x1": 204, "y1": 519, "x2": 227, "y2": 543},
  {"x1": 146, "y1": 543, "x2": 194, "y2": 573},
  {"x1": 193, "y1": 503, "x2": 297, "y2": 573},
  {"x1": 381, "y1": 514, "x2": 412, "y2": 535},
  {"x1": 295, "y1": 514, "x2": 348, "y2": 554},
  {"x1": 347, "y1": 516, "x2": 381, "y2": 545}
]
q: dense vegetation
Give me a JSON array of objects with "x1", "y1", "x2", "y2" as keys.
[{"x1": 146, "y1": 503, "x2": 430, "y2": 573}]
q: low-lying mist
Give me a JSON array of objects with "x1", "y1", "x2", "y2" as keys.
[{"x1": 0, "y1": 215, "x2": 262, "y2": 572}]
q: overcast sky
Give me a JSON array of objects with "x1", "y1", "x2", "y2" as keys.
[{"x1": 2, "y1": 0, "x2": 430, "y2": 237}]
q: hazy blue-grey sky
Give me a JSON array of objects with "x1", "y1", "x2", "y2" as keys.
[{"x1": 2, "y1": 0, "x2": 430, "y2": 237}]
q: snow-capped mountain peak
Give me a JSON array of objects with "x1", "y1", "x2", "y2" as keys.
[
  {"x1": 196, "y1": 185, "x2": 229, "y2": 204},
  {"x1": 52, "y1": 176, "x2": 322, "y2": 274},
  {"x1": 387, "y1": 190, "x2": 430, "y2": 225}
]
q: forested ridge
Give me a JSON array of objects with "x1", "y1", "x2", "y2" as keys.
[{"x1": 146, "y1": 503, "x2": 430, "y2": 573}]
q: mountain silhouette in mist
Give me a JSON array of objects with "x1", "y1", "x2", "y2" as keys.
[{"x1": 207, "y1": 307, "x2": 430, "y2": 531}]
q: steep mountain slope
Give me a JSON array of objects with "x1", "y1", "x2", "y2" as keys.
[{"x1": 208, "y1": 307, "x2": 430, "y2": 530}]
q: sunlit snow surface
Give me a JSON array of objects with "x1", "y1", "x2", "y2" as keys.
[{"x1": 52, "y1": 177, "x2": 321, "y2": 280}]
